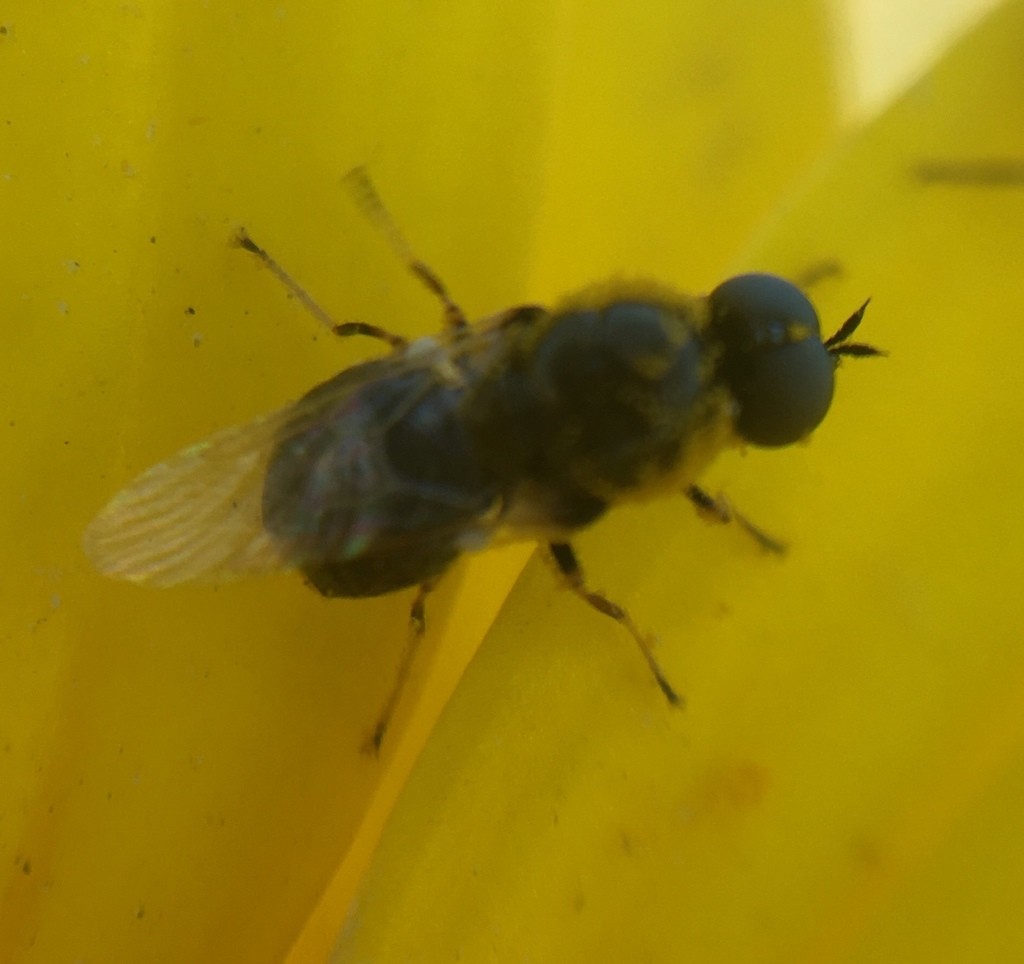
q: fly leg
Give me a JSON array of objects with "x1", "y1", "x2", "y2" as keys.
[
  {"x1": 365, "y1": 580, "x2": 436, "y2": 755},
  {"x1": 547, "y1": 542, "x2": 682, "y2": 708},
  {"x1": 343, "y1": 166, "x2": 468, "y2": 334},
  {"x1": 685, "y1": 484, "x2": 787, "y2": 555},
  {"x1": 235, "y1": 230, "x2": 340, "y2": 335},
  {"x1": 330, "y1": 320, "x2": 407, "y2": 348},
  {"x1": 235, "y1": 230, "x2": 409, "y2": 348}
]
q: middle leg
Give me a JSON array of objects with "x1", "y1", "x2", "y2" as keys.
[{"x1": 548, "y1": 541, "x2": 682, "y2": 708}]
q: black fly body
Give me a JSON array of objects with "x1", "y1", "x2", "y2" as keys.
[{"x1": 86, "y1": 170, "x2": 882, "y2": 750}]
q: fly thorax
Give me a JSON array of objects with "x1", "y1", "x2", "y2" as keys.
[{"x1": 468, "y1": 283, "x2": 732, "y2": 523}]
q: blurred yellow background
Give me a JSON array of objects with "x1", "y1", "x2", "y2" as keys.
[{"x1": 2, "y1": 1, "x2": 1022, "y2": 962}]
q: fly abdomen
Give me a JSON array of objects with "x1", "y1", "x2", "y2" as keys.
[{"x1": 262, "y1": 359, "x2": 499, "y2": 597}]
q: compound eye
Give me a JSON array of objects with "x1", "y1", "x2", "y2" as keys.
[{"x1": 708, "y1": 273, "x2": 835, "y2": 447}]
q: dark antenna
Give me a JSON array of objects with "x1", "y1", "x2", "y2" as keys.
[{"x1": 824, "y1": 299, "x2": 886, "y2": 360}]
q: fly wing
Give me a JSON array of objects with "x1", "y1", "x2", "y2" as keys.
[
  {"x1": 83, "y1": 305, "x2": 542, "y2": 588},
  {"x1": 83, "y1": 355, "x2": 409, "y2": 587},
  {"x1": 84, "y1": 406, "x2": 297, "y2": 586}
]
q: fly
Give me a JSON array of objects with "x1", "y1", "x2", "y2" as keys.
[{"x1": 85, "y1": 169, "x2": 883, "y2": 751}]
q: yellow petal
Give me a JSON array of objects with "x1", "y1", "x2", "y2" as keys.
[
  {"x1": 0, "y1": 0, "x2": 855, "y2": 961},
  {"x1": 335, "y1": 2, "x2": 1024, "y2": 962}
]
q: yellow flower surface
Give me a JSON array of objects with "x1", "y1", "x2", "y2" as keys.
[
  {"x1": 332, "y1": 2, "x2": 1024, "y2": 963},
  {"x1": 2, "y1": 0, "x2": 1019, "y2": 962}
]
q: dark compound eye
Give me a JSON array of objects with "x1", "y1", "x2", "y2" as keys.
[{"x1": 708, "y1": 273, "x2": 835, "y2": 447}]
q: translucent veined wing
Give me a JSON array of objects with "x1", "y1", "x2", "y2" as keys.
[
  {"x1": 83, "y1": 306, "x2": 538, "y2": 588},
  {"x1": 84, "y1": 403, "x2": 300, "y2": 586}
]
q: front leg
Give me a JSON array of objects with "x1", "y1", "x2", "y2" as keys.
[{"x1": 685, "y1": 485, "x2": 787, "y2": 555}]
